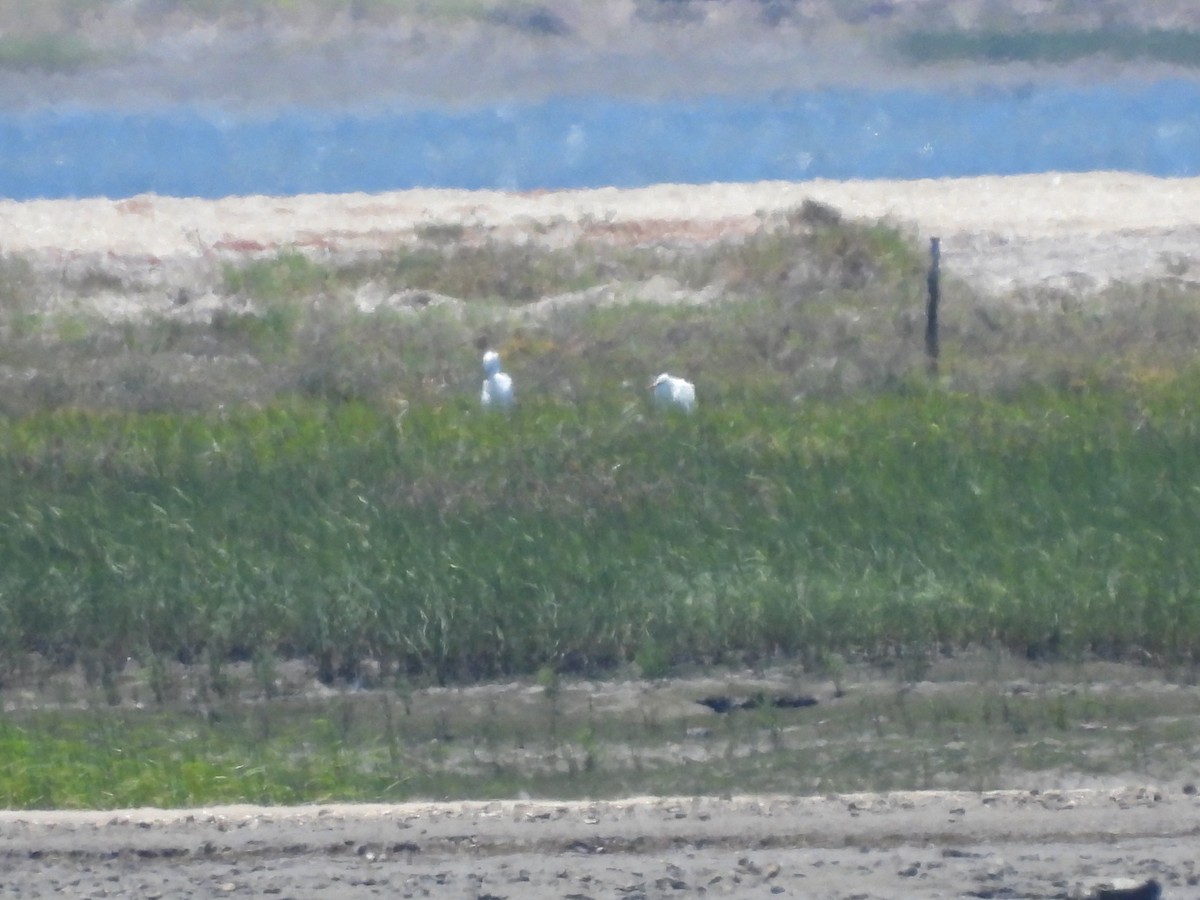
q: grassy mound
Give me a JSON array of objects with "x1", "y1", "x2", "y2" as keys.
[
  {"x1": 1, "y1": 203, "x2": 1199, "y2": 684},
  {"x1": 2, "y1": 203, "x2": 1200, "y2": 807}
]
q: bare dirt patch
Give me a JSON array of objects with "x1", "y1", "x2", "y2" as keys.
[{"x1": 0, "y1": 789, "x2": 1190, "y2": 898}]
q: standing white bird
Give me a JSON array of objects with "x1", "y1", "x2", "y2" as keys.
[
  {"x1": 650, "y1": 372, "x2": 696, "y2": 413},
  {"x1": 481, "y1": 350, "x2": 514, "y2": 410}
]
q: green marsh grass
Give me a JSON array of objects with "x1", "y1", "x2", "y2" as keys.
[
  {"x1": 2, "y1": 376, "x2": 1200, "y2": 683},
  {"x1": 2, "y1": 208, "x2": 1199, "y2": 680},
  {"x1": 3, "y1": 207, "x2": 1200, "y2": 807},
  {"x1": 0, "y1": 33, "x2": 99, "y2": 73},
  {"x1": 897, "y1": 28, "x2": 1200, "y2": 69}
]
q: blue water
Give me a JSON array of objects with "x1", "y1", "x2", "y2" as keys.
[{"x1": 2, "y1": 79, "x2": 1198, "y2": 200}]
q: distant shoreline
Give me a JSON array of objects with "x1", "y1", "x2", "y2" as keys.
[{"x1": 0, "y1": 0, "x2": 1198, "y2": 110}]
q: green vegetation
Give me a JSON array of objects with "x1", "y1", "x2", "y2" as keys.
[
  {"x1": 1, "y1": 205, "x2": 1198, "y2": 682},
  {"x1": 897, "y1": 28, "x2": 1200, "y2": 69},
  {"x1": 0, "y1": 33, "x2": 99, "y2": 73},
  {"x1": 0, "y1": 0, "x2": 542, "y2": 32},
  {"x1": 0, "y1": 709, "x2": 362, "y2": 808},
  {"x1": 1, "y1": 373, "x2": 1198, "y2": 687},
  {"x1": 2, "y1": 204, "x2": 1200, "y2": 808},
  {"x1": 1, "y1": 656, "x2": 1197, "y2": 807}
]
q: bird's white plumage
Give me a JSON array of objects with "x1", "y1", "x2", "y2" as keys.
[
  {"x1": 482, "y1": 372, "x2": 514, "y2": 409},
  {"x1": 482, "y1": 350, "x2": 502, "y2": 377},
  {"x1": 481, "y1": 351, "x2": 514, "y2": 409},
  {"x1": 651, "y1": 372, "x2": 696, "y2": 413}
]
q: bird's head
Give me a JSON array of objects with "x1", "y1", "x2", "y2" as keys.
[
  {"x1": 483, "y1": 350, "x2": 502, "y2": 376},
  {"x1": 650, "y1": 373, "x2": 670, "y2": 390}
]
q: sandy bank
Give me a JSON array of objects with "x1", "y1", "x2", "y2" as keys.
[
  {"x1": 3, "y1": 173, "x2": 1200, "y2": 306},
  {"x1": 0, "y1": 788, "x2": 1187, "y2": 898}
]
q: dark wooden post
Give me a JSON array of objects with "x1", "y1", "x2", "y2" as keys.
[{"x1": 925, "y1": 236, "x2": 940, "y2": 375}]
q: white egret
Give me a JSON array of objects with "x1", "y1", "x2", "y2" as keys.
[
  {"x1": 650, "y1": 372, "x2": 696, "y2": 413},
  {"x1": 481, "y1": 350, "x2": 514, "y2": 410}
]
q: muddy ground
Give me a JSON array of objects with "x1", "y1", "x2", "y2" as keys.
[{"x1": 0, "y1": 788, "x2": 1190, "y2": 898}]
